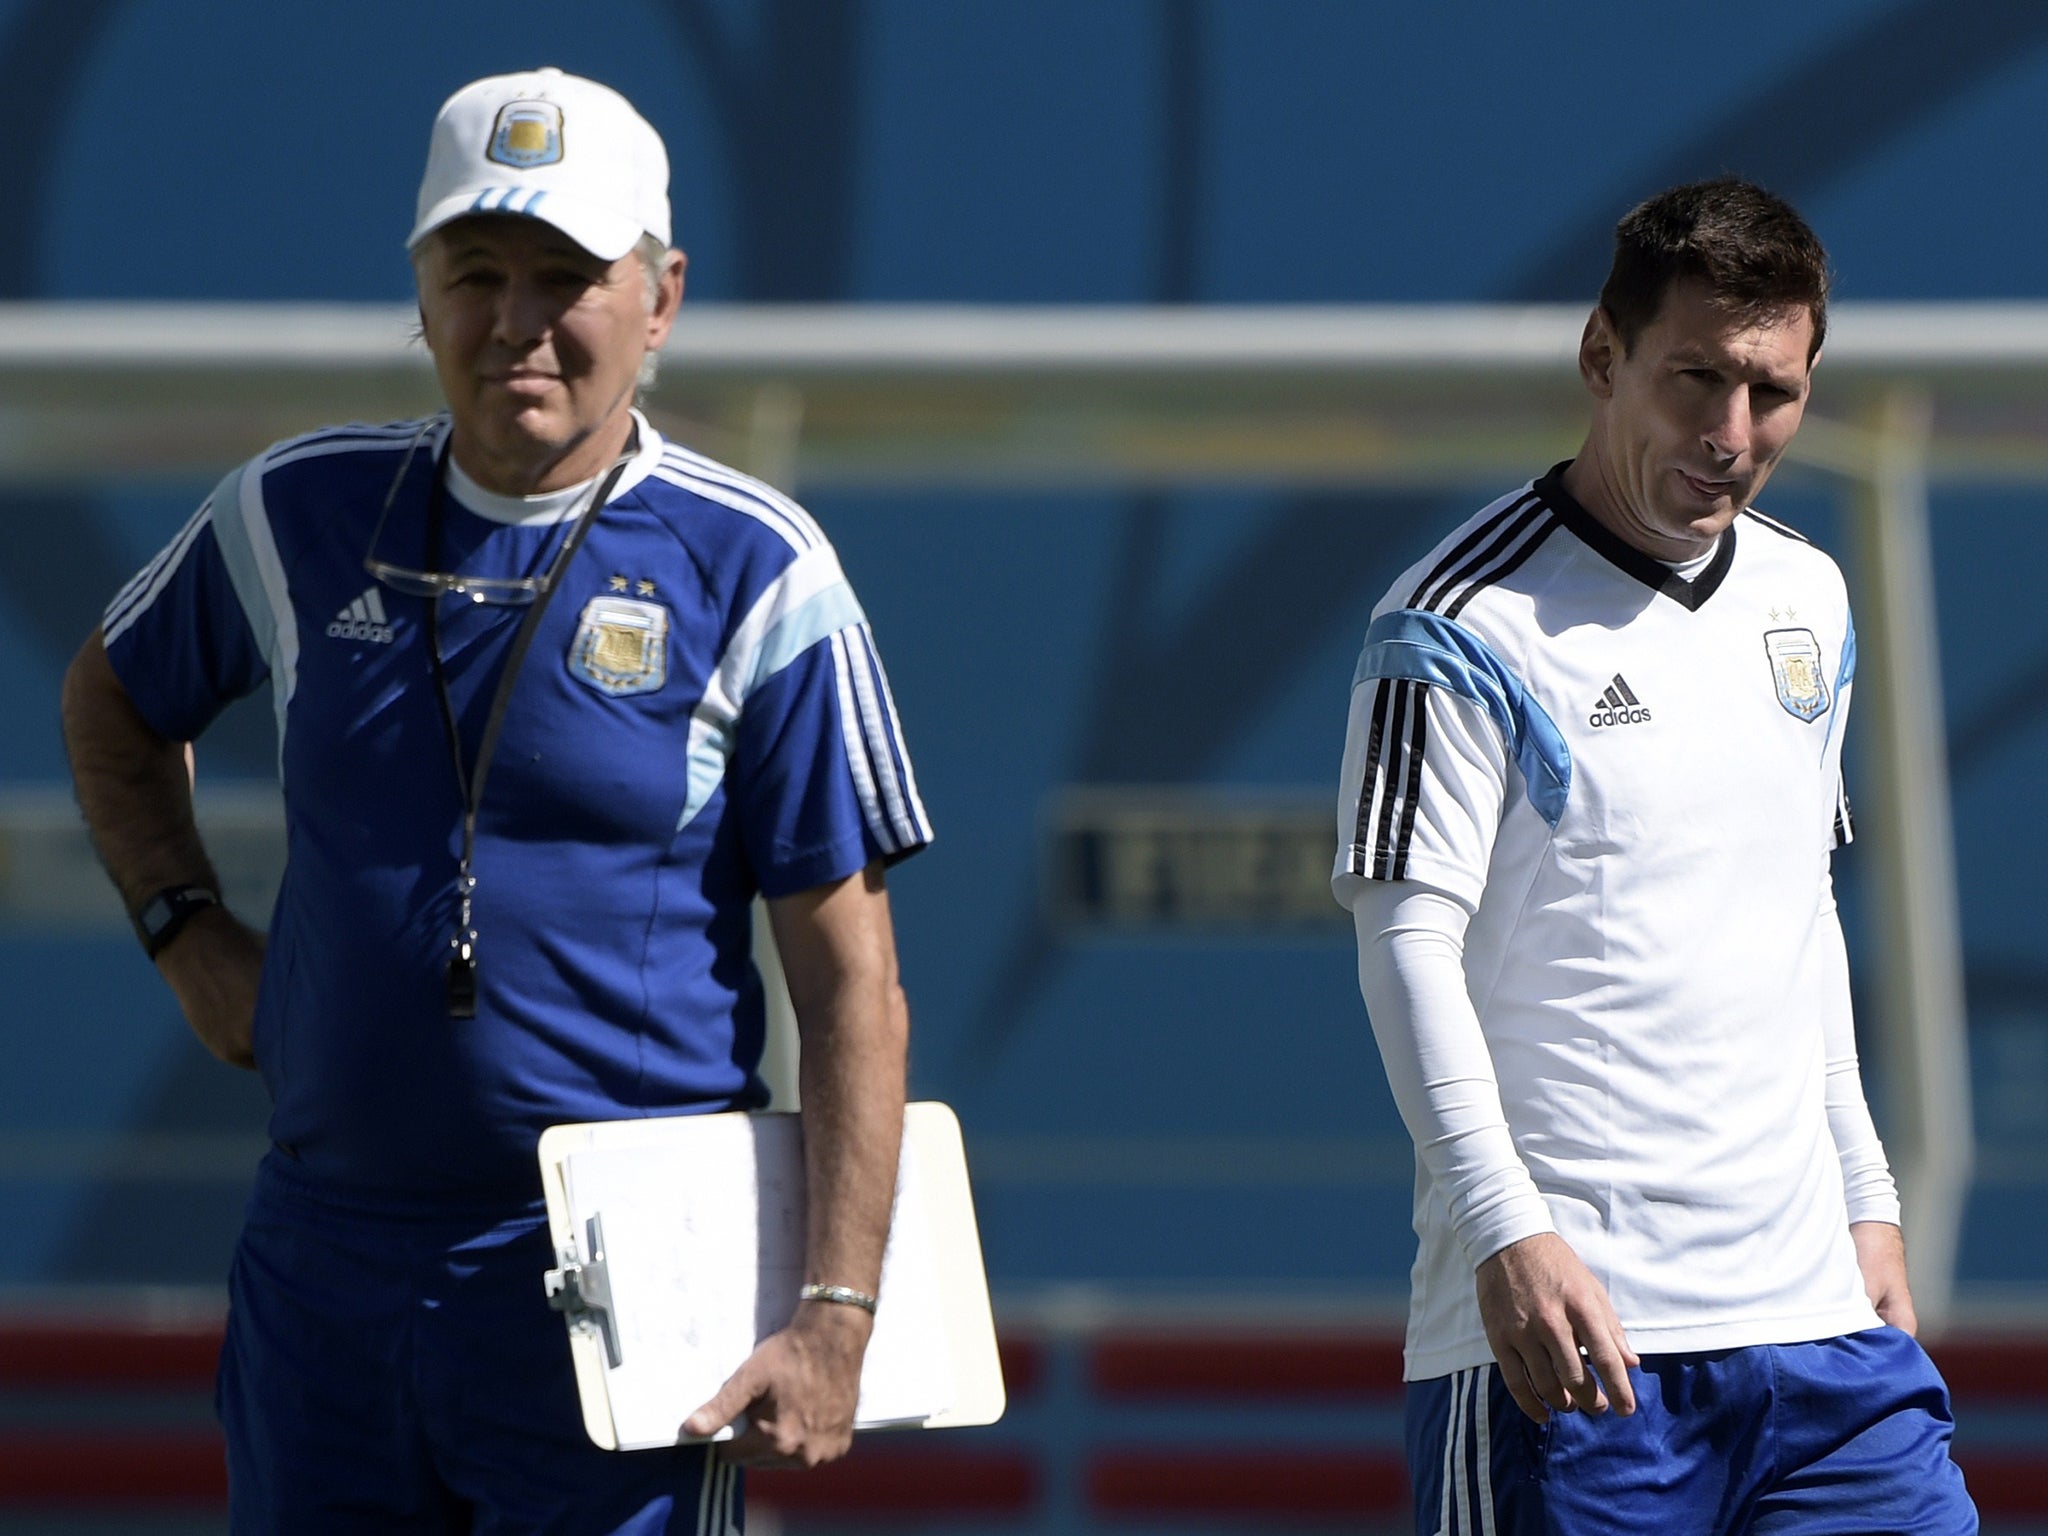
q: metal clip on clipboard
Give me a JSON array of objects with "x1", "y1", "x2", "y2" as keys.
[{"x1": 544, "y1": 1213, "x2": 622, "y2": 1368}]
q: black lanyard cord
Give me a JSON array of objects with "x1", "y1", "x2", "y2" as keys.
[{"x1": 420, "y1": 441, "x2": 635, "y2": 1016}]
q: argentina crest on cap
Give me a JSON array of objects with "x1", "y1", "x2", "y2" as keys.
[
  {"x1": 488, "y1": 100, "x2": 565, "y2": 168},
  {"x1": 1763, "y1": 627, "x2": 1830, "y2": 722},
  {"x1": 571, "y1": 595, "x2": 668, "y2": 697}
]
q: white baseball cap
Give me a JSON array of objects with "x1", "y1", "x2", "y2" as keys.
[{"x1": 408, "y1": 67, "x2": 670, "y2": 261}]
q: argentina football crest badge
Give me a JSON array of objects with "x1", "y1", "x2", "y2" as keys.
[
  {"x1": 1763, "y1": 627, "x2": 1830, "y2": 721},
  {"x1": 571, "y1": 596, "x2": 668, "y2": 697},
  {"x1": 487, "y1": 101, "x2": 565, "y2": 168}
]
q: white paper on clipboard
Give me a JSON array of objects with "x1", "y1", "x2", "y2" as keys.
[{"x1": 539, "y1": 1102, "x2": 1004, "y2": 1452}]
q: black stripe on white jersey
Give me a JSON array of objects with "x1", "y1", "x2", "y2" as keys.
[
  {"x1": 1392, "y1": 680, "x2": 1430, "y2": 881},
  {"x1": 1407, "y1": 490, "x2": 1541, "y2": 610},
  {"x1": 1369, "y1": 681, "x2": 1415, "y2": 879},
  {"x1": 1349, "y1": 675, "x2": 1399, "y2": 878},
  {"x1": 1350, "y1": 677, "x2": 1434, "y2": 883},
  {"x1": 1353, "y1": 494, "x2": 1561, "y2": 881},
  {"x1": 1743, "y1": 507, "x2": 1814, "y2": 545},
  {"x1": 1440, "y1": 506, "x2": 1557, "y2": 620}
]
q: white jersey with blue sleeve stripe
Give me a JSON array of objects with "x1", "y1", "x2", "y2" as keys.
[{"x1": 1334, "y1": 465, "x2": 1892, "y2": 1380}]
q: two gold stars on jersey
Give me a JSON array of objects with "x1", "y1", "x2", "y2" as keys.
[{"x1": 607, "y1": 573, "x2": 657, "y2": 598}]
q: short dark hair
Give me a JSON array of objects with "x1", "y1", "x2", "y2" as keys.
[{"x1": 1598, "y1": 178, "x2": 1830, "y2": 359}]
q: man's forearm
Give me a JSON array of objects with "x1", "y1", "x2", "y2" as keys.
[
  {"x1": 772, "y1": 864, "x2": 909, "y2": 1300},
  {"x1": 62, "y1": 630, "x2": 261, "y2": 1068},
  {"x1": 60, "y1": 631, "x2": 218, "y2": 910},
  {"x1": 795, "y1": 990, "x2": 906, "y2": 1299},
  {"x1": 679, "y1": 866, "x2": 906, "y2": 1458}
]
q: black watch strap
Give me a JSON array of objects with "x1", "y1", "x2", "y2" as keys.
[{"x1": 133, "y1": 883, "x2": 221, "y2": 959}]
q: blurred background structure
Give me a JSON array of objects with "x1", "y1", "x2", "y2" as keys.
[{"x1": 1, "y1": 1, "x2": 2046, "y2": 1531}]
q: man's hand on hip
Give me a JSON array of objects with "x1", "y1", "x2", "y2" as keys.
[
  {"x1": 155, "y1": 905, "x2": 264, "y2": 1070},
  {"x1": 682, "y1": 1298, "x2": 872, "y2": 1467},
  {"x1": 1851, "y1": 1220, "x2": 1917, "y2": 1336},
  {"x1": 1476, "y1": 1231, "x2": 1639, "y2": 1423}
]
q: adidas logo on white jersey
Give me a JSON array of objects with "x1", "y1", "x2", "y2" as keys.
[
  {"x1": 1588, "y1": 673, "x2": 1651, "y2": 727},
  {"x1": 326, "y1": 586, "x2": 396, "y2": 645}
]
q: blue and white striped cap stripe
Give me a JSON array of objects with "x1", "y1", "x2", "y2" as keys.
[{"x1": 466, "y1": 185, "x2": 551, "y2": 217}]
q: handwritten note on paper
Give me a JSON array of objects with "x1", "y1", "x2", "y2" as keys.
[{"x1": 561, "y1": 1114, "x2": 954, "y2": 1452}]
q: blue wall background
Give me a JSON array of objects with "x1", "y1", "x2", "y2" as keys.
[{"x1": 2, "y1": 0, "x2": 2044, "y2": 1300}]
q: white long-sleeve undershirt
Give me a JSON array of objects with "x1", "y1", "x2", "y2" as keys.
[
  {"x1": 1350, "y1": 881, "x2": 1556, "y2": 1270},
  {"x1": 1814, "y1": 885, "x2": 1905, "y2": 1227},
  {"x1": 1350, "y1": 875, "x2": 1900, "y2": 1278}
]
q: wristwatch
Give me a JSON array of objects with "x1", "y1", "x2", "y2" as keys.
[{"x1": 133, "y1": 883, "x2": 221, "y2": 960}]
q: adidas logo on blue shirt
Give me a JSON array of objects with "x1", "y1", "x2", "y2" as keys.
[
  {"x1": 327, "y1": 586, "x2": 396, "y2": 645},
  {"x1": 1588, "y1": 673, "x2": 1651, "y2": 727}
]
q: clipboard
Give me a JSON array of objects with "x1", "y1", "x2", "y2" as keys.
[{"x1": 537, "y1": 1101, "x2": 1005, "y2": 1451}]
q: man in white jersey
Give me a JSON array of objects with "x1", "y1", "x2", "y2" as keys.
[
  {"x1": 61, "y1": 69, "x2": 930, "y2": 1532},
  {"x1": 1334, "y1": 179, "x2": 1975, "y2": 1532}
]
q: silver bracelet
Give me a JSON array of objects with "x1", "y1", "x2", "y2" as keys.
[{"x1": 799, "y1": 1282, "x2": 878, "y2": 1314}]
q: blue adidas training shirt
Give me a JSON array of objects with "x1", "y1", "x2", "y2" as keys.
[{"x1": 103, "y1": 414, "x2": 932, "y2": 1196}]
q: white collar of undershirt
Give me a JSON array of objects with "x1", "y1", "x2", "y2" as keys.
[
  {"x1": 1661, "y1": 535, "x2": 1722, "y2": 582},
  {"x1": 442, "y1": 409, "x2": 665, "y2": 525}
]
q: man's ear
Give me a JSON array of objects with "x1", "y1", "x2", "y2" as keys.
[
  {"x1": 647, "y1": 249, "x2": 686, "y2": 347},
  {"x1": 1579, "y1": 306, "x2": 1621, "y2": 400}
]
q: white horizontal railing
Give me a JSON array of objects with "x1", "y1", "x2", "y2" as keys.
[{"x1": 0, "y1": 300, "x2": 2046, "y2": 374}]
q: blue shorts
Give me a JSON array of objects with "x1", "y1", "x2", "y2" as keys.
[
  {"x1": 217, "y1": 1149, "x2": 737, "y2": 1534},
  {"x1": 1406, "y1": 1329, "x2": 1976, "y2": 1535}
]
